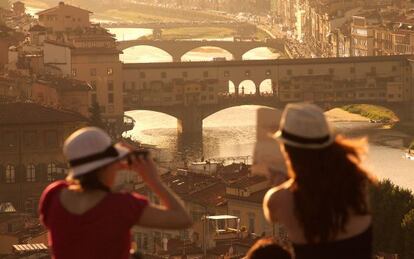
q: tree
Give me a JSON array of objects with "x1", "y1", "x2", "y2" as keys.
[
  {"x1": 88, "y1": 102, "x2": 105, "y2": 130},
  {"x1": 401, "y1": 209, "x2": 414, "y2": 259},
  {"x1": 370, "y1": 180, "x2": 414, "y2": 259}
]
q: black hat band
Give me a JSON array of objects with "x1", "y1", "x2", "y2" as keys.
[
  {"x1": 69, "y1": 145, "x2": 119, "y2": 167},
  {"x1": 281, "y1": 130, "x2": 331, "y2": 145}
]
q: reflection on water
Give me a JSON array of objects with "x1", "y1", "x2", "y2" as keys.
[{"x1": 125, "y1": 107, "x2": 414, "y2": 191}]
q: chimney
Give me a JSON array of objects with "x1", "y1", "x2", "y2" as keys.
[{"x1": 59, "y1": 2, "x2": 65, "y2": 7}]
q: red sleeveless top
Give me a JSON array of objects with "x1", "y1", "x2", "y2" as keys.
[{"x1": 39, "y1": 181, "x2": 148, "y2": 259}]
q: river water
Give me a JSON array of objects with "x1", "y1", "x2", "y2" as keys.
[{"x1": 108, "y1": 28, "x2": 414, "y2": 191}]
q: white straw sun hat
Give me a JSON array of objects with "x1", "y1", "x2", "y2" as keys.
[
  {"x1": 274, "y1": 103, "x2": 335, "y2": 149},
  {"x1": 63, "y1": 127, "x2": 131, "y2": 177}
]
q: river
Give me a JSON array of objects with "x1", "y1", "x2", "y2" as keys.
[{"x1": 107, "y1": 28, "x2": 414, "y2": 191}]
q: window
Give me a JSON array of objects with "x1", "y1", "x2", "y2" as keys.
[
  {"x1": 182, "y1": 71, "x2": 188, "y2": 78},
  {"x1": 161, "y1": 72, "x2": 167, "y2": 78},
  {"x1": 107, "y1": 68, "x2": 113, "y2": 75},
  {"x1": 203, "y1": 71, "x2": 209, "y2": 78},
  {"x1": 26, "y1": 164, "x2": 35, "y2": 182},
  {"x1": 245, "y1": 70, "x2": 250, "y2": 76},
  {"x1": 308, "y1": 69, "x2": 313, "y2": 75},
  {"x1": 350, "y1": 67, "x2": 355, "y2": 74},
  {"x1": 108, "y1": 93, "x2": 114, "y2": 104},
  {"x1": 201, "y1": 95, "x2": 206, "y2": 101},
  {"x1": 176, "y1": 95, "x2": 183, "y2": 101},
  {"x1": 90, "y1": 68, "x2": 96, "y2": 76},
  {"x1": 265, "y1": 70, "x2": 271, "y2": 76},
  {"x1": 108, "y1": 81, "x2": 114, "y2": 91},
  {"x1": 140, "y1": 72, "x2": 146, "y2": 79},
  {"x1": 91, "y1": 94, "x2": 97, "y2": 104},
  {"x1": 370, "y1": 66, "x2": 376, "y2": 75},
  {"x1": 71, "y1": 68, "x2": 77, "y2": 77},
  {"x1": 23, "y1": 131, "x2": 37, "y2": 148},
  {"x1": 329, "y1": 68, "x2": 335, "y2": 75},
  {"x1": 392, "y1": 66, "x2": 397, "y2": 72},
  {"x1": 209, "y1": 95, "x2": 214, "y2": 100},
  {"x1": 131, "y1": 82, "x2": 136, "y2": 90},
  {"x1": 287, "y1": 69, "x2": 292, "y2": 75},
  {"x1": 6, "y1": 165, "x2": 15, "y2": 183},
  {"x1": 3, "y1": 132, "x2": 17, "y2": 148},
  {"x1": 47, "y1": 163, "x2": 57, "y2": 182},
  {"x1": 45, "y1": 130, "x2": 58, "y2": 148},
  {"x1": 224, "y1": 71, "x2": 230, "y2": 77}
]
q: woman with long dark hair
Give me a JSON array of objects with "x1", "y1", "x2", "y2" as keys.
[
  {"x1": 263, "y1": 103, "x2": 374, "y2": 259},
  {"x1": 39, "y1": 127, "x2": 192, "y2": 259}
]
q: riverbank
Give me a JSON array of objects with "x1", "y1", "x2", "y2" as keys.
[
  {"x1": 326, "y1": 108, "x2": 413, "y2": 150},
  {"x1": 342, "y1": 104, "x2": 399, "y2": 122}
]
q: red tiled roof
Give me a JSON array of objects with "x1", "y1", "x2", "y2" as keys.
[
  {"x1": 226, "y1": 189, "x2": 269, "y2": 203},
  {"x1": 228, "y1": 175, "x2": 267, "y2": 189},
  {"x1": 0, "y1": 103, "x2": 88, "y2": 125},
  {"x1": 36, "y1": 3, "x2": 92, "y2": 16}
]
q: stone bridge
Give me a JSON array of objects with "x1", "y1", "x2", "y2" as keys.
[
  {"x1": 122, "y1": 55, "x2": 414, "y2": 137},
  {"x1": 117, "y1": 39, "x2": 285, "y2": 61},
  {"x1": 124, "y1": 95, "x2": 413, "y2": 137}
]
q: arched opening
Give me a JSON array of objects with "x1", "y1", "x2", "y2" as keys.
[
  {"x1": 181, "y1": 46, "x2": 234, "y2": 62},
  {"x1": 239, "y1": 80, "x2": 257, "y2": 95},
  {"x1": 259, "y1": 79, "x2": 273, "y2": 95},
  {"x1": 228, "y1": 80, "x2": 236, "y2": 94},
  {"x1": 203, "y1": 105, "x2": 282, "y2": 160},
  {"x1": 120, "y1": 46, "x2": 173, "y2": 63},
  {"x1": 107, "y1": 28, "x2": 153, "y2": 41},
  {"x1": 243, "y1": 47, "x2": 281, "y2": 60}
]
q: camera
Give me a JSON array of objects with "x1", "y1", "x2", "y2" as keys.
[{"x1": 126, "y1": 149, "x2": 150, "y2": 166}]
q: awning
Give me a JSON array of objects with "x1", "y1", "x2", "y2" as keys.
[{"x1": 13, "y1": 243, "x2": 48, "y2": 252}]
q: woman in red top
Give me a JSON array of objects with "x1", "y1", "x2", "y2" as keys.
[{"x1": 39, "y1": 127, "x2": 192, "y2": 259}]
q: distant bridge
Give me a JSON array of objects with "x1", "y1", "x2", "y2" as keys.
[
  {"x1": 122, "y1": 56, "x2": 414, "y2": 136},
  {"x1": 117, "y1": 39, "x2": 285, "y2": 61},
  {"x1": 104, "y1": 21, "x2": 257, "y2": 30}
]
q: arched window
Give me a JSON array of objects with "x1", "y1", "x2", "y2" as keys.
[
  {"x1": 47, "y1": 163, "x2": 56, "y2": 182},
  {"x1": 6, "y1": 165, "x2": 15, "y2": 183},
  {"x1": 26, "y1": 164, "x2": 36, "y2": 182}
]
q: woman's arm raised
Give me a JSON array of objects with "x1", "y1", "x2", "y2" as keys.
[{"x1": 131, "y1": 157, "x2": 193, "y2": 229}]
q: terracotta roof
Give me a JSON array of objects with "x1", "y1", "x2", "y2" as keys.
[
  {"x1": 226, "y1": 189, "x2": 269, "y2": 203},
  {"x1": 36, "y1": 3, "x2": 92, "y2": 16},
  {"x1": 36, "y1": 77, "x2": 91, "y2": 91},
  {"x1": 228, "y1": 175, "x2": 267, "y2": 189},
  {"x1": 0, "y1": 103, "x2": 88, "y2": 125}
]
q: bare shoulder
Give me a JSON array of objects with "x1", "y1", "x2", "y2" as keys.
[
  {"x1": 263, "y1": 179, "x2": 294, "y2": 223},
  {"x1": 265, "y1": 179, "x2": 294, "y2": 205}
]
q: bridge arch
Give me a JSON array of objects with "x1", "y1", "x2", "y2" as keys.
[
  {"x1": 242, "y1": 47, "x2": 282, "y2": 60},
  {"x1": 259, "y1": 79, "x2": 273, "y2": 95},
  {"x1": 321, "y1": 103, "x2": 402, "y2": 122},
  {"x1": 180, "y1": 46, "x2": 236, "y2": 62},
  {"x1": 239, "y1": 80, "x2": 257, "y2": 95},
  {"x1": 121, "y1": 45, "x2": 174, "y2": 63}
]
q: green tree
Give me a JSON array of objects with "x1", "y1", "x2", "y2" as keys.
[
  {"x1": 88, "y1": 102, "x2": 105, "y2": 130},
  {"x1": 401, "y1": 209, "x2": 414, "y2": 259},
  {"x1": 370, "y1": 180, "x2": 414, "y2": 258}
]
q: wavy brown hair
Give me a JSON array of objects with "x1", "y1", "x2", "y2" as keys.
[{"x1": 284, "y1": 135, "x2": 374, "y2": 243}]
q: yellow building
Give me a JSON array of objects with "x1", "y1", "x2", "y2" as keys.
[
  {"x1": 0, "y1": 103, "x2": 88, "y2": 212},
  {"x1": 37, "y1": 2, "x2": 92, "y2": 32}
]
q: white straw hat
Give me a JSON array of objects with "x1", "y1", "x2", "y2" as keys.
[
  {"x1": 63, "y1": 127, "x2": 131, "y2": 177},
  {"x1": 274, "y1": 103, "x2": 335, "y2": 149}
]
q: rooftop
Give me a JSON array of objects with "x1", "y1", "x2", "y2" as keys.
[
  {"x1": 36, "y1": 2, "x2": 92, "y2": 16},
  {"x1": 0, "y1": 102, "x2": 88, "y2": 125}
]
